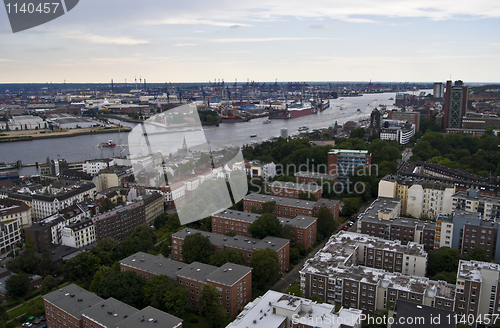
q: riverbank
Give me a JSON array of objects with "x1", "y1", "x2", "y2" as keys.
[{"x1": 0, "y1": 126, "x2": 131, "y2": 143}]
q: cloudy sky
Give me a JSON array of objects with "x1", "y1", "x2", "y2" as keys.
[{"x1": 1, "y1": 0, "x2": 500, "y2": 83}]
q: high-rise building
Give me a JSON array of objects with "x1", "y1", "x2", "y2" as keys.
[
  {"x1": 443, "y1": 80, "x2": 469, "y2": 130},
  {"x1": 433, "y1": 82, "x2": 444, "y2": 98},
  {"x1": 327, "y1": 150, "x2": 371, "y2": 185}
]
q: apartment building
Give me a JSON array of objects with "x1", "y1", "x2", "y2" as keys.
[
  {"x1": 211, "y1": 210, "x2": 317, "y2": 250},
  {"x1": 60, "y1": 219, "x2": 95, "y2": 248},
  {"x1": 268, "y1": 181, "x2": 323, "y2": 200},
  {"x1": 32, "y1": 182, "x2": 96, "y2": 220},
  {"x1": 82, "y1": 158, "x2": 115, "y2": 176},
  {"x1": 378, "y1": 175, "x2": 455, "y2": 219},
  {"x1": 119, "y1": 252, "x2": 251, "y2": 317},
  {"x1": 455, "y1": 260, "x2": 500, "y2": 326},
  {"x1": 43, "y1": 284, "x2": 183, "y2": 328},
  {"x1": 299, "y1": 233, "x2": 454, "y2": 317},
  {"x1": 437, "y1": 211, "x2": 500, "y2": 261},
  {"x1": 453, "y1": 189, "x2": 500, "y2": 221},
  {"x1": 0, "y1": 198, "x2": 31, "y2": 229},
  {"x1": 91, "y1": 200, "x2": 145, "y2": 242},
  {"x1": 294, "y1": 171, "x2": 338, "y2": 185},
  {"x1": 327, "y1": 149, "x2": 372, "y2": 185},
  {"x1": 0, "y1": 217, "x2": 21, "y2": 255},
  {"x1": 140, "y1": 191, "x2": 164, "y2": 226},
  {"x1": 242, "y1": 193, "x2": 339, "y2": 220},
  {"x1": 225, "y1": 290, "x2": 362, "y2": 328},
  {"x1": 171, "y1": 228, "x2": 290, "y2": 272},
  {"x1": 356, "y1": 197, "x2": 436, "y2": 250}
]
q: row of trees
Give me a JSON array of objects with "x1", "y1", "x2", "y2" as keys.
[{"x1": 411, "y1": 131, "x2": 500, "y2": 177}]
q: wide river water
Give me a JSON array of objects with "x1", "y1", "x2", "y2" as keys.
[{"x1": 0, "y1": 91, "x2": 426, "y2": 176}]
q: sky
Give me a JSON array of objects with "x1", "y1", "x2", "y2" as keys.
[{"x1": 1, "y1": 0, "x2": 500, "y2": 83}]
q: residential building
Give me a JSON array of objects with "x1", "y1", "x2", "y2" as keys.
[
  {"x1": 378, "y1": 175, "x2": 455, "y2": 219},
  {"x1": 43, "y1": 284, "x2": 183, "y2": 328},
  {"x1": 61, "y1": 219, "x2": 95, "y2": 248},
  {"x1": 242, "y1": 193, "x2": 340, "y2": 221},
  {"x1": 211, "y1": 209, "x2": 317, "y2": 250},
  {"x1": 93, "y1": 166, "x2": 134, "y2": 193},
  {"x1": 452, "y1": 189, "x2": 500, "y2": 221},
  {"x1": 225, "y1": 290, "x2": 362, "y2": 328},
  {"x1": 294, "y1": 171, "x2": 338, "y2": 185},
  {"x1": 380, "y1": 122, "x2": 414, "y2": 145},
  {"x1": 389, "y1": 300, "x2": 456, "y2": 328},
  {"x1": 268, "y1": 181, "x2": 322, "y2": 200},
  {"x1": 140, "y1": 192, "x2": 164, "y2": 226},
  {"x1": 433, "y1": 82, "x2": 444, "y2": 98},
  {"x1": 32, "y1": 182, "x2": 96, "y2": 220},
  {"x1": 389, "y1": 111, "x2": 421, "y2": 132},
  {"x1": 456, "y1": 260, "x2": 500, "y2": 326},
  {"x1": 171, "y1": 228, "x2": 290, "y2": 272},
  {"x1": 327, "y1": 149, "x2": 372, "y2": 185},
  {"x1": 91, "y1": 200, "x2": 145, "y2": 242},
  {"x1": 119, "y1": 252, "x2": 252, "y2": 317},
  {"x1": 236, "y1": 161, "x2": 276, "y2": 181},
  {"x1": 82, "y1": 158, "x2": 115, "y2": 176},
  {"x1": 300, "y1": 233, "x2": 454, "y2": 316},
  {"x1": 0, "y1": 197, "x2": 31, "y2": 229},
  {"x1": 0, "y1": 217, "x2": 21, "y2": 255}
]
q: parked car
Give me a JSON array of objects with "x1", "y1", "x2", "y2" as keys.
[{"x1": 21, "y1": 323, "x2": 32, "y2": 327}]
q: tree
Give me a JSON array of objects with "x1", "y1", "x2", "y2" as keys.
[
  {"x1": 282, "y1": 224, "x2": 294, "y2": 240},
  {"x1": 262, "y1": 201, "x2": 276, "y2": 214},
  {"x1": 427, "y1": 247, "x2": 462, "y2": 277},
  {"x1": 5, "y1": 274, "x2": 30, "y2": 298},
  {"x1": 340, "y1": 197, "x2": 362, "y2": 217},
  {"x1": 160, "y1": 240, "x2": 172, "y2": 257},
  {"x1": 165, "y1": 214, "x2": 181, "y2": 232},
  {"x1": 285, "y1": 282, "x2": 302, "y2": 297},
  {"x1": 224, "y1": 231, "x2": 237, "y2": 237},
  {"x1": 163, "y1": 284, "x2": 188, "y2": 318},
  {"x1": 467, "y1": 246, "x2": 489, "y2": 262},
  {"x1": 210, "y1": 249, "x2": 245, "y2": 267},
  {"x1": 432, "y1": 271, "x2": 457, "y2": 284},
  {"x1": 97, "y1": 271, "x2": 146, "y2": 308},
  {"x1": 154, "y1": 214, "x2": 167, "y2": 229},
  {"x1": 63, "y1": 251, "x2": 101, "y2": 282},
  {"x1": 40, "y1": 250, "x2": 52, "y2": 276},
  {"x1": 100, "y1": 198, "x2": 115, "y2": 212},
  {"x1": 182, "y1": 233, "x2": 213, "y2": 264},
  {"x1": 298, "y1": 191, "x2": 317, "y2": 201},
  {"x1": 89, "y1": 266, "x2": 113, "y2": 292},
  {"x1": 6, "y1": 248, "x2": 41, "y2": 275},
  {"x1": 248, "y1": 213, "x2": 283, "y2": 239},
  {"x1": 350, "y1": 127, "x2": 366, "y2": 139},
  {"x1": 316, "y1": 206, "x2": 336, "y2": 240},
  {"x1": 199, "y1": 284, "x2": 227, "y2": 328},
  {"x1": 40, "y1": 275, "x2": 59, "y2": 295},
  {"x1": 142, "y1": 275, "x2": 188, "y2": 316},
  {"x1": 250, "y1": 248, "x2": 281, "y2": 285}
]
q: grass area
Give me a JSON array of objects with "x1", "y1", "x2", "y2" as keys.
[{"x1": 7, "y1": 296, "x2": 44, "y2": 321}]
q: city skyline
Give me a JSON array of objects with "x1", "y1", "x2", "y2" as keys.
[{"x1": 1, "y1": 0, "x2": 500, "y2": 83}]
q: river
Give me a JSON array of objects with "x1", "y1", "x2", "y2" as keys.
[{"x1": 1, "y1": 91, "x2": 426, "y2": 176}]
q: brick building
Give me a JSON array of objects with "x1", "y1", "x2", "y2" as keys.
[
  {"x1": 267, "y1": 181, "x2": 322, "y2": 200},
  {"x1": 91, "y1": 200, "x2": 145, "y2": 242},
  {"x1": 119, "y1": 252, "x2": 251, "y2": 317},
  {"x1": 242, "y1": 193, "x2": 339, "y2": 221},
  {"x1": 211, "y1": 210, "x2": 317, "y2": 250},
  {"x1": 171, "y1": 228, "x2": 290, "y2": 272},
  {"x1": 43, "y1": 284, "x2": 182, "y2": 328},
  {"x1": 294, "y1": 171, "x2": 338, "y2": 185},
  {"x1": 327, "y1": 149, "x2": 372, "y2": 185}
]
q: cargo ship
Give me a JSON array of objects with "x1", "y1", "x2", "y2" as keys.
[{"x1": 315, "y1": 99, "x2": 330, "y2": 111}]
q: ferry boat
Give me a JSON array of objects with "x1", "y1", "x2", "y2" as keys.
[
  {"x1": 250, "y1": 134, "x2": 257, "y2": 138},
  {"x1": 262, "y1": 119, "x2": 272, "y2": 124},
  {"x1": 100, "y1": 140, "x2": 116, "y2": 147}
]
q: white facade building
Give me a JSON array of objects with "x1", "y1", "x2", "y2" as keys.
[
  {"x1": 61, "y1": 219, "x2": 95, "y2": 248},
  {"x1": 406, "y1": 182, "x2": 455, "y2": 220},
  {"x1": 82, "y1": 159, "x2": 115, "y2": 176}
]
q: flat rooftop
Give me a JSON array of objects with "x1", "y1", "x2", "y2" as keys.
[
  {"x1": 226, "y1": 290, "x2": 362, "y2": 328},
  {"x1": 120, "y1": 252, "x2": 187, "y2": 280},
  {"x1": 82, "y1": 298, "x2": 138, "y2": 328},
  {"x1": 357, "y1": 197, "x2": 401, "y2": 220},
  {"x1": 457, "y1": 260, "x2": 500, "y2": 282},
  {"x1": 294, "y1": 171, "x2": 338, "y2": 180},
  {"x1": 206, "y1": 262, "x2": 252, "y2": 287},
  {"x1": 172, "y1": 228, "x2": 290, "y2": 253},
  {"x1": 116, "y1": 306, "x2": 182, "y2": 328},
  {"x1": 268, "y1": 181, "x2": 322, "y2": 192},
  {"x1": 43, "y1": 284, "x2": 104, "y2": 319}
]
